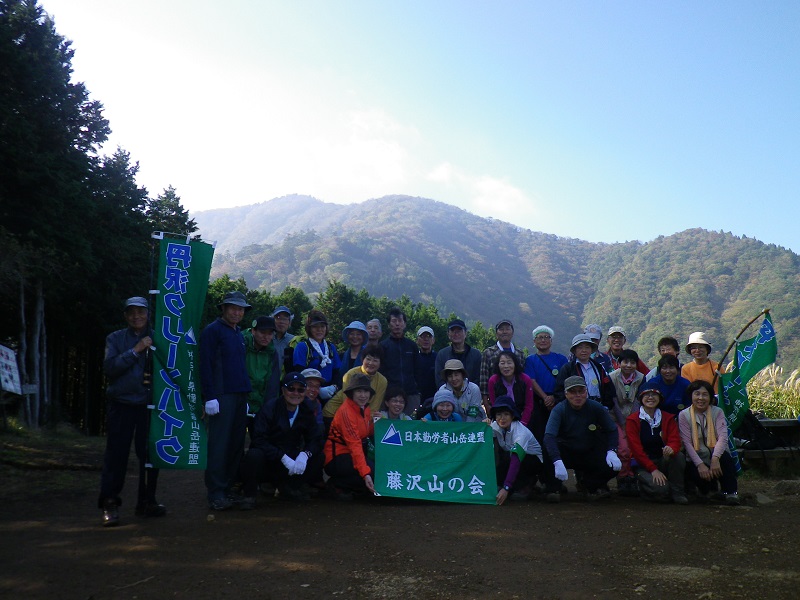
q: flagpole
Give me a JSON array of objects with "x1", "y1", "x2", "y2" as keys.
[{"x1": 713, "y1": 308, "x2": 770, "y2": 389}]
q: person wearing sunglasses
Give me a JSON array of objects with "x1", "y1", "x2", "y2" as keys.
[{"x1": 238, "y1": 372, "x2": 324, "y2": 509}]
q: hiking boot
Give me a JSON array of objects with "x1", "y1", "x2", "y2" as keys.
[
  {"x1": 546, "y1": 492, "x2": 561, "y2": 504},
  {"x1": 672, "y1": 494, "x2": 689, "y2": 506},
  {"x1": 239, "y1": 496, "x2": 256, "y2": 511},
  {"x1": 102, "y1": 499, "x2": 120, "y2": 527},
  {"x1": 278, "y1": 484, "x2": 310, "y2": 502},
  {"x1": 588, "y1": 487, "x2": 612, "y2": 501},
  {"x1": 724, "y1": 493, "x2": 740, "y2": 506},
  {"x1": 209, "y1": 497, "x2": 234, "y2": 511},
  {"x1": 226, "y1": 489, "x2": 244, "y2": 505},
  {"x1": 135, "y1": 502, "x2": 166, "y2": 517}
]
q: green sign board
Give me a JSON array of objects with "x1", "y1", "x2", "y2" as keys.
[{"x1": 374, "y1": 419, "x2": 496, "y2": 504}]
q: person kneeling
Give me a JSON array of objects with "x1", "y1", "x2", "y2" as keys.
[
  {"x1": 543, "y1": 376, "x2": 621, "y2": 502},
  {"x1": 239, "y1": 372, "x2": 324, "y2": 509},
  {"x1": 491, "y1": 396, "x2": 546, "y2": 505},
  {"x1": 324, "y1": 374, "x2": 377, "y2": 498},
  {"x1": 626, "y1": 388, "x2": 687, "y2": 504}
]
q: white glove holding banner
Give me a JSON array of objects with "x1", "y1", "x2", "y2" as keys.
[
  {"x1": 554, "y1": 459, "x2": 568, "y2": 481},
  {"x1": 205, "y1": 399, "x2": 220, "y2": 416}
]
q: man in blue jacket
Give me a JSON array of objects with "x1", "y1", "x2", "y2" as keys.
[
  {"x1": 200, "y1": 291, "x2": 252, "y2": 510},
  {"x1": 98, "y1": 296, "x2": 165, "y2": 527}
]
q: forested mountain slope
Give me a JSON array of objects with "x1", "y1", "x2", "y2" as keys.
[{"x1": 196, "y1": 196, "x2": 799, "y2": 367}]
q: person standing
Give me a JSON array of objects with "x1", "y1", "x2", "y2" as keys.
[
  {"x1": 98, "y1": 297, "x2": 165, "y2": 527},
  {"x1": 415, "y1": 326, "x2": 438, "y2": 404},
  {"x1": 434, "y1": 319, "x2": 481, "y2": 388},
  {"x1": 479, "y1": 319, "x2": 525, "y2": 404},
  {"x1": 200, "y1": 291, "x2": 252, "y2": 510},
  {"x1": 243, "y1": 316, "x2": 281, "y2": 440},
  {"x1": 270, "y1": 305, "x2": 295, "y2": 375},
  {"x1": 379, "y1": 307, "x2": 419, "y2": 415}
]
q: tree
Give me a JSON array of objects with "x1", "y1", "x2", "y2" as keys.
[{"x1": 146, "y1": 185, "x2": 198, "y2": 239}]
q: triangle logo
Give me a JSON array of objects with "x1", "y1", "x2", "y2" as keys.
[
  {"x1": 185, "y1": 327, "x2": 197, "y2": 345},
  {"x1": 380, "y1": 423, "x2": 403, "y2": 446}
]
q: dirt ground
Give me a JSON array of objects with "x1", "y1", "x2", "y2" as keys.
[{"x1": 2, "y1": 430, "x2": 800, "y2": 600}]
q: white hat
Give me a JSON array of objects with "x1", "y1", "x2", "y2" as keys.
[
  {"x1": 417, "y1": 326, "x2": 434, "y2": 337},
  {"x1": 686, "y1": 332, "x2": 712, "y2": 353},
  {"x1": 607, "y1": 326, "x2": 626, "y2": 337}
]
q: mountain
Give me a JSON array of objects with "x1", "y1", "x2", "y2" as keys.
[{"x1": 194, "y1": 195, "x2": 800, "y2": 368}]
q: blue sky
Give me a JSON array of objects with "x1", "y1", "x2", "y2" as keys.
[{"x1": 41, "y1": 1, "x2": 799, "y2": 252}]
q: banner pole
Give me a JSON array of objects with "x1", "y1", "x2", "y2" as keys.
[{"x1": 713, "y1": 309, "x2": 769, "y2": 389}]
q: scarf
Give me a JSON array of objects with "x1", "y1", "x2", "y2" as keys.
[
  {"x1": 690, "y1": 405, "x2": 717, "y2": 452},
  {"x1": 638, "y1": 406, "x2": 662, "y2": 434},
  {"x1": 496, "y1": 341, "x2": 516, "y2": 353},
  {"x1": 309, "y1": 339, "x2": 331, "y2": 369}
]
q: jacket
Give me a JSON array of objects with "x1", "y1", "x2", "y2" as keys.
[
  {"x1": 103, "y1": 327, "x2": 154, "y2": 405},
  {"x1": 243, "y1": 329, "x2": 280, "y2": 413},
  {"x1": 249, "y1": 397, "x2": 324, "y2": 461},
  {"x1": 488, "y1": 373, "x2": 534, "y2": 426},
  {"x1": 324, "y1": 397, "x2": 374, "y2": 478},
  {"x1": 625, "y1": 410, "x2": 681, "y2": 473},
  {"x1": 552, "y1": 357, "x2": 615, "y2": 410}
]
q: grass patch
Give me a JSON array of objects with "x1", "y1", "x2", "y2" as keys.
[{"x1": 747, "y1": 366, "x2": 800, "y2": 419}]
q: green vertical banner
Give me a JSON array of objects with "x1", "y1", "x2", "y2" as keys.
[
  {"x1": 719, "y1": 312, "x2": 778, "y2": 433},
  {"x1": 149, "y1": 235, "x2": 215, "y2": 469},
  {"x1": 374, "y1": 419, "x2": 496, "y2": 504}
]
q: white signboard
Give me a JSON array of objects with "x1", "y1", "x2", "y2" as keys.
[{"x1": 0, "y1": 344, "x2": 22, "y2": 395}]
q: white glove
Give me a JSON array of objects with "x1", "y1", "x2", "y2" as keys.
[
  {"x1": 554, "y1": 459, "x2": 568, "y2": 481},
  {"x1": 205, "y1": 399, "x2": 219, "y2": 415},
  {"x1": 293, "y1": 452, "x2": 309, "y2": 475},
  {"x1": 318, "y1": 385, "x2": 337, "y2": 400},
  {"x1": 281, "y1": 454, "x2": 296, "y2": 473},
  {"x1": 606, "y1": 450, "x2": 622, "y2": 471}
]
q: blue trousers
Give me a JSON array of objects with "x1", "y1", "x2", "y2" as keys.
[{"x1": 204, "y1": 393, "x2": 247, "y2": 502}]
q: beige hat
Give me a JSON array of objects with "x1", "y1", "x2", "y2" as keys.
[
  {"x1": 607, "y1": 326, "x2": 626, "y2": 337},
  {"x1": 685, "y1": 331, "x2": 712, "y2": 353},
  {"x1": 440, "y1": 359, "x2": 467, "y2": 380}
]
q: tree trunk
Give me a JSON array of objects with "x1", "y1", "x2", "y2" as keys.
[
  {"x1": 18, "y1": 275, "x2": 30, "y2": 426},
  {"x1": 38, "y1": 282, "x2": 48, "y2": 427},
  {"x1": 30, "y1": 280, "x2": 43, "y2": 428}
]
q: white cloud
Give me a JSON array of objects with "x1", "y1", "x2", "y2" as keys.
[{"x1": 426, "y1": 162, "x2": 539, "y2": 226}]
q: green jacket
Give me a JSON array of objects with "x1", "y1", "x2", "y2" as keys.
[{"x1": 243, "y1": 329, "x2": 280, "y2": 413}]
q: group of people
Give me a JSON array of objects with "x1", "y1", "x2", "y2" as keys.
[{"x1": 97, "y1": 293, "x2": 739, "y2": 526}]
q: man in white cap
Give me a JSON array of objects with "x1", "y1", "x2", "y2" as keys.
[
  {"x1": 98, "y1": 296, "x2": 165, "y2": 526},
  {"x1": 524, "y1": 325, "x2": 569, "y2": 442},
  {"x1": 200, "y1": 291, "x2": 252, "y2": 510},
  {"x1": 415, "y1": 326, "x2": 438, "y2": 403},
  {"x1": 270, "y1": 305, "x2": 295, "y2": 375}
]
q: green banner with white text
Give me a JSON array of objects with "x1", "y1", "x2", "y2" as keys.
[
  {"x1": 148, "y1": 236, "x2": 215, "y2": 469},
  {"x1": 374, "y1": 419, "x2": 496, "y2": 504}
]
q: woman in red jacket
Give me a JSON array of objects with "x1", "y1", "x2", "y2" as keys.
[
  {"x1": 625, "y1": 388, "x2": 687, "y2": 505},
  {"x1": 324, "y1": 374, "x2": 376, "y2": 496}
]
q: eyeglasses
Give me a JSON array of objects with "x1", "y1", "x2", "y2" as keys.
[
  {"x1": 285, "y1": 386, "x2": 305, "y2": 393},
  {"x1": 536, "y1": 335, "x2": 551, "y2": 339}
]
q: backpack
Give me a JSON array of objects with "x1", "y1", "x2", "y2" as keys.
[{"x1": 735, "y1": 410, "x2": 785, "y2": 452}]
